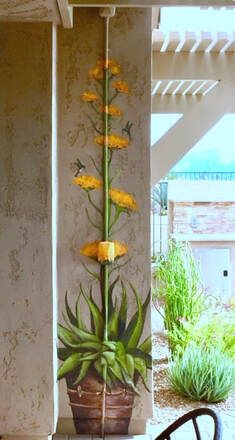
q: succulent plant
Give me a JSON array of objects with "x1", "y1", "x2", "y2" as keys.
[{"x1": 58, "y1": 281, "x2": 151, "y2": 394}]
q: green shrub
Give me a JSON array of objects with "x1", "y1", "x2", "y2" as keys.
[
  {"x1": 167, "y1": 308, "x2": 235, "y2": 360},
  {"x1": 152, "y1": 240, "x2": 205, "y2": 353},
  {"x1": 168, "y1": 344, "x2": 235, "y2": 403}
]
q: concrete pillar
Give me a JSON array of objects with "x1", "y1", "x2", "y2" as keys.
[
  {"x1": 56, "y1": 7, "x2": 152, "y2": 436},
  {"x1": 0, "y1": 23, "x2": 56, "y2": 439}
]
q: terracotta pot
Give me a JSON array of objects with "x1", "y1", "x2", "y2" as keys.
[{"x1": 66, "y1": 369, "x2": 135, "y2": 435}]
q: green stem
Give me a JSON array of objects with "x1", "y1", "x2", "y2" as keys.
[
  {"x1": 89, "y1": 155, "x2": 102, "y2": 177},
  {"x1": 109, "y1": 206, "x2": 122, "y2": 233},
  {"x1": 85, "y1": 208, "x2": 102, "y2": 231},
  {"x1": 87, "y1": 192, "x2": 103, "y2": 216},
  {"x1": 109, "y1": 90, "x2": 118, "y2": 104},
  {"x1": 102, "y1": 17, "x2": 110, "y2": 343}
]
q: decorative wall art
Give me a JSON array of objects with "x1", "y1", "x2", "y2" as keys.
[{"x1": 57, "y1": 9, "x2": 152, "y2": 437}]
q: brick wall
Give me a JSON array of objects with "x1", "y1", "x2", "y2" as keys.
[{"x1": 172, "y1": 202, "x2": 235, "y2": 234}]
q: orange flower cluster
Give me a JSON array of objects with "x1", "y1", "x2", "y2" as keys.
[
  {"x1": 95, "y1": 134, "x2": 129, "y2": 149},
  {"x1": 80, "y1": 240, "x2": 128, "y2": 262}
]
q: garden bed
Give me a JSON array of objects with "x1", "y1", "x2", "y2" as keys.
[{"x1": 151, "y1": 332, "x2": 235, "y2": 429}]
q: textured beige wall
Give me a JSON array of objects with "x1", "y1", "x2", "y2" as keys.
[
  {"x1": 0, "y1": 0, "x2": 60, "y2": 23},
  {"x1": 0, "y1": 23, "x2": 55, "y2": 437},
  {"x1": 57, "y1": 7, "x2": 152, "y2": 434}
]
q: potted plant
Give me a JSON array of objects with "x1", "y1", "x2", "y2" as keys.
[{"x1": 57, "y1": 20, "x2": 151, "y2": 436}]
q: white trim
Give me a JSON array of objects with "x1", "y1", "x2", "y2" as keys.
[{"x1": 57, "y1": 0, "x2": 73, "y2": 28}]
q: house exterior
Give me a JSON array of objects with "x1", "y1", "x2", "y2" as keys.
[{"x1": 168, "y1": 179, "x2": 235, "y2": 298}]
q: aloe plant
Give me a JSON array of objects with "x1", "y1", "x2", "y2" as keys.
[{"x1": 58, "y1": 282, "x2": 151, "y2": 393}]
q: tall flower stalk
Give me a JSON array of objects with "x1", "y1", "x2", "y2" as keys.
[
  {"x1": 57, "y1": 14, "x2": 152, "y2": 431},
  {"x1": 102, "y1": 16, "x2": 111, "y2": 344}
]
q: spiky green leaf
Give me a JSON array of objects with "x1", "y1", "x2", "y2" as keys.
[
  {"x1": 69, "y1": 323, "x2": 100, "y2": 343},
  {"x1": 73, "y1": 360, "x2": 91, "y2": 385},
  {"x1": 65, "y1": 292, "x2": 77, "y2": 326},
  {"x1": 122, "y1": 370, "x2": 140, "y2": 395},
  {"x1": 79, "y1": 352, "x2": 99, "y2": 362},
  {"x1": 139, "y1": 336, "x2": 152, "y2": 354},
  {"x1": 108, "y1": 304, "x2": 119, "y2": 340},
  {"x1": 134, "y1": 357, "x2": 150, "y2": 391},
  {"x1": 75, "y1": 341, "x2": 102, "y2": 352},
  {"x1": 108, "y1": 276, "x2": 119, "y2": 316},
  {"x1": 122, "y1": 289, "x2": 150, "y2": 347},
  {"x1": 76, "y1": 295, "x2": 87, "y2": 331},
  {"x1": 102, "y1": 351, "x2": 115, "y2": 366},
  {"x1": 116, "y1": 341, "x2": 127, "y2": 370},
  {"x1": 126, "y1": 354, "x2": 135, "y2": 379},
  {"x1": 58, "y1": 347, "x2": 75, "y2": 361},
  {"x1": 94, "y1": 359, "x2": 112, "y2": 388},
  {"x1": 103, "y1": 341, "x2": 117, "y2": 351},
  {"x1": 58, "y1": 353, "x2": 81, "y2": 379},
  {"x1": 58, "y1": 323, "x2": 80, "y2": 348},
  {"x1": 125, "y1": 283, "x2": 143, "y2": 349},
  {"x1": 89, "y1": 289, "x2": 95, "y2": 333},
  {"x1": 128, "y1": 348, "x2": 152, "y2": 369},
  {"x1": 118, "y1": 282, "x2": 127, "y2": 336},
  {"x1": 109, "y1": 362, "x2": 125, "y2": 384},
  {"x1": 81, "y1": 285, "x2": 104, "y2": 339}
]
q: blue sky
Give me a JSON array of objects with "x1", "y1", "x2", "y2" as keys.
[{"x1": 151, "y1": 113, "x2": 235, "y2": 172}]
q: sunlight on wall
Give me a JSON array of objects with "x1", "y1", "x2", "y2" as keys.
[
  {"x1": 151, "y1": 113, "x2": 182, "y2": 146},
  {"x1": 160, "y1": 7, "x2": 235, "y2": 32}
]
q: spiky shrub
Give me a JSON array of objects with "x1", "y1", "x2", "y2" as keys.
[
  {"x1": 168, "y1": 343, "x2": 235, "y2": 403},
  {"x1": 58, "y1": 283, "x2": 151, "y2": 393},
  {"x1": 152, "y1": 240, "x2": 204, "y2": 354}
]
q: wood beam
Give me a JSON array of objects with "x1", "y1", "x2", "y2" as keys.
[
  {"x1": 151, "y1": 81, "x2": 235, "y2": 184},
  {"x1": 57, "y1": 0, "x2": 73, "y2": 28},
  {"x1": 69, "y1": 0, "x2": 235, "y2": 6},
  {"x1": 152, "y1": 52, "x2": 235, "y2": 82}
]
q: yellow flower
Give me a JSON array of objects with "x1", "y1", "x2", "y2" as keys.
[
  {"x1": 109, "y1": 188, "x2": 138, "y2": 211},
  {"x1": 81, "y1": 91, "x2": 100, "y2": 102},
  {"x1": 107, "y1": 59, "x2": 121, "y2": 76},
  {"x1": 96, "y1": 58, "x2": 121, "y2": 74},
  {"x1": 80, "y1": 240, "x2": 128, "y2": 261},
  {"x1": 80, "y1": 241, "x2": 99, "y2": 259},
  {"x1": 114, "y1": 240, "x2": 128, "y2": 258},
  {"x1": 89, "y1": 65, "x2": 103, "y2": 80},
  {"x1": 112, "y1": 80, "x2": 129, "y2": 94},
  {"x1": 73, "y1": 175, "x2": 102, "y2": 191},
  {"x1": 100, "y1": 105, "x2": 123, "y2": 117},
  {"x1": 95, "y1": 134, "x2": 129, "y2": 149}
]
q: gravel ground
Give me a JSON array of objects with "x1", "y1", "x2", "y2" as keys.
[{"x1": 147, "y1": 332, "x2": 235, "y2": 439}]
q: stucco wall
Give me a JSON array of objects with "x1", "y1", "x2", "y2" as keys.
[
  {"x1": 57, "y1": 7, "x2": 152, "y2": 434},
  {"x1": 0, "y1": 23, "x2": 55, "y2": 437}
]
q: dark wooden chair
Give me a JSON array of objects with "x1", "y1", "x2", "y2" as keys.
[{"x1": 154, "y1": 408, "x2": 223, "y2": 440}]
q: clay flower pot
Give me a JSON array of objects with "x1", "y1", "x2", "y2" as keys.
[{"x1": 66, "y1": 369, "x2": 135, "y2": 435}]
